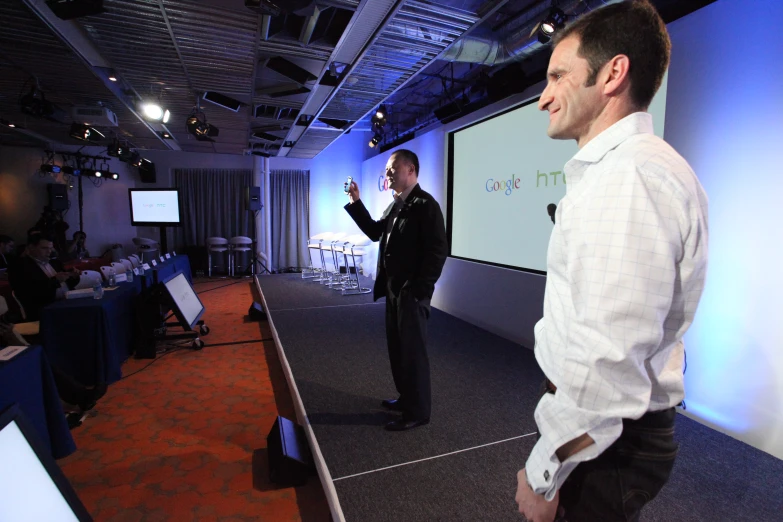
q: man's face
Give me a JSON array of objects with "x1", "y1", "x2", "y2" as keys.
[
  {"x1": 0, "y1": 242, "x2": 13, "y2": 255},
  {"x1": 385, "y1": 154, "x2": 415, "y2": 193},
  {"x1": 538, "y1": 36, "x2": 604, "y2": 147},
  {"x1": 29, "y1": 240, "x2": 54, "y2": 262}
]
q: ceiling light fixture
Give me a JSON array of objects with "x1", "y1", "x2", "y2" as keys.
[
  {"x1": 141, "y1": 102, "x2": 170, "y2": 123},
  {"x1": 538, "y1": 7, "x2": 566, "y2": 42},
  {"x1": 108, "y1": 76, "x2": 117, "y2": 82}
]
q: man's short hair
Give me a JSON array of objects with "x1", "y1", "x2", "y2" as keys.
[
  {"x1": 28, "y1": 233, "x2": 54, "y2": 246},
  {"x1": 0, "y1": 235, "x2": 12, "y2": 244},
  {"x1": 553, "y1": 0, "x2": 670, "y2": 110},
  {"x1": 392, "y1": 149, "x2": 420, "y2": 177}
]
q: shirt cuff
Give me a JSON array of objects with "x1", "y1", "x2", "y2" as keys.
[{"x1": 525, "y1": 438, "x2": 562, "y2": 501}]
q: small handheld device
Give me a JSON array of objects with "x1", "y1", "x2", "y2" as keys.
[{"x1": 344, "y1": 176, "x2": 353, "y2": 194}]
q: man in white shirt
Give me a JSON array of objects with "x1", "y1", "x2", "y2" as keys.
[{"x1": 515, "y1": 2, "x2": 708, "y2": 521}]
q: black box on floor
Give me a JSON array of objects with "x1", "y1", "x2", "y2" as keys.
[{"x1": 265, "y1": 416, "x2": 314, "y2": 487}]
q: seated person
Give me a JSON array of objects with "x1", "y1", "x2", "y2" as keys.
[
  {"x1": 10, "y1": 233, "x2": 80, "y2": 321},
  {"x1": 0, "y1": 234, "x2": 14, "y2": 270},
  {"x1": 64, "y1": 231, "x2": 89, "y2": 261}
]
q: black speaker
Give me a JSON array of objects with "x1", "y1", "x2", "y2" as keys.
[
  {"x1": 248, "y1": 302, "x2": 267, "y2": 320},
  {"x1": 246, "y1": 186, "x2": 262, "y2": 210},
  {"x1": 265, "y1": 416, "x2": 314, "y2": 487},
  {"x1": 139, "y1": 160, "x2": 157, "y2": 183},
  {"x1": 47, "y1": 183, "x2": 68, "y2": 210}
]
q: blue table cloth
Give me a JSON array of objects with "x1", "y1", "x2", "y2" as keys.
[
  {"x1": 145, "y1": 254, "x2": 192, "y2": 285},
  {"x1": 0, "y1": 345, "x2": 76, "y2": 459},
  {"x1": 41, "y1": 281, "x2": 140, "y2": 386}
]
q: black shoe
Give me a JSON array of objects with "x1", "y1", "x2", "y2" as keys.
[
  {"x1": 385, "y1": 418, "x2": 429, "y2": 432},
  {"x1": 381, "y1": 398, "x2": 405, "y2": 412},
  {"x1": 79, "y1": 382, "x2": 107, "y2": 412},
  {"x1": 66, "y1": 412, "x2": 85, "y2": 430}
]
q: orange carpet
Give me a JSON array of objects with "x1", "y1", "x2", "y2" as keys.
[{"x1": 59, "y1": 278, "x2": 331, "y2": 522}]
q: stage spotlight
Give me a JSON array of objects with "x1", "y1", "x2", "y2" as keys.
[
  {"x1": 94, "y1": 170, "x2": 102, "y2": 178},
  {"x1": 62, "y1": 166, "x2": 81, "y2": 176},
  {"x1": 40, "y1": 164, "x2": 61, "y2": 174},
  {"x1": 538, "y1": 7, "x2": 566, "y2": 42},
  {"x1": 375, "y1": 105, "x2": 387, "y2": 121},
  {"x1": 159, "y1": 131, "x2": 173, "y2": 139},
  {"x1": 70, "y1": 123, "x2": 105, "y2": 142},
  {"x1": 111, "y1": 172, "x2": 119, "y2": 180},
  {"x1": 141, "y1": 102, "x2": 170, "y2": 123},
  {"x1": 129, "y1": 151, "x2": 142, "y2": 167},
  {"x1": 368, "y1": 134, "x2": 381, "y2": 148},
  {"x1": 187, "y1": 110, "x2": 219, "y2": 140},
  {"x1": 107, "y1": 139, "x2": 126, "y2": 158},
  {"x1": 108, "y1": 76, "x2": 117, "y2": 82}
]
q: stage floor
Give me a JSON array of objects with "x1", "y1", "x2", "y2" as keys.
[{"x1": 257, "y1": 274, "x2": 783, "y2": 522}]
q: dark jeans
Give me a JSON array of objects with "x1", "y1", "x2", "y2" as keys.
[
  {"x1": 541, "y1": 384, "x2": 678, "y2": 522},
  {"x1": 385, "y1": 284, "x2": 431, "y2": 420}
]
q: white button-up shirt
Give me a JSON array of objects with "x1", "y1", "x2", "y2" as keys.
[{"x1": 526, "y1": 112, "x2": 709, "y2": 499}]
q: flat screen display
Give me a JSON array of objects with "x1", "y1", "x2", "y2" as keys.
[
  {"x1": 129, "y1": 189, "x2": 182, "y2": 226},
  {"x1": 163, "y1": 272, "x2": 205, "y2": 330}
]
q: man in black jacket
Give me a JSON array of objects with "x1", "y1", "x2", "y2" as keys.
[
  {"x1": 10, "y1": 233, "x2": 80, "y2": 321},
  {"x1": 344, "y1": 149, "x2": 448, "y2": 431}
]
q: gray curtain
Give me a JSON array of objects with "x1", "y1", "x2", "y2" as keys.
[
  {"x1": 173, "y1": 168, "x2": 254, "y2": 248},
  {"x1": 271, "y1": 169, "x2": 310, "y2": 272}
]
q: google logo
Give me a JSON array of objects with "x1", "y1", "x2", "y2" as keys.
[
  {"x1": 378, "y1": 175, "x2": 390, "y2": 192},
  {"x1": 486, "y1": 174, "x2": 521, "y2": 195}
]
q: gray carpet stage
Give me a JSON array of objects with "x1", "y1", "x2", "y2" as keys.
[{"x1": 257, "y1": 274, "x2": 783, "y2": 522}]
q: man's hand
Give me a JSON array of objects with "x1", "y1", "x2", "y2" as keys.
[
  {"x1": 348, "y1": 181, "x2": 360, "y2": 204},
  {"x1": 516, "y1": 469, "x2": 561, "y2": 522}
]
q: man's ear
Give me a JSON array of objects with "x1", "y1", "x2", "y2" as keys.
[{"x1": 602, "y1": 54, "x2": 631, "y2": 97}]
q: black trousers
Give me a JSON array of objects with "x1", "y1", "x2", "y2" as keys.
[
  {"x1": 542, "y1": 380, "x2": 678, "y2": 522},
  {"x1": 385, "y1": 284, "x2": 431, "y2": 420}
]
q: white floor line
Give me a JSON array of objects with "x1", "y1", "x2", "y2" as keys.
[
  {"x1": 332, "y1": 432, "x2": 538, "y2": 482},
  {"x1": 271, "y1": 302, "x2": 384, "y2": 313}
]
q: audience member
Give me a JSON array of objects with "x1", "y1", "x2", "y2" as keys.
[
  {"x1": 65, "y1": 231, "x2": 90, "y2": 261},
  {"x1": 10, "y1": 233, "x2": 80, "y2": 321}
]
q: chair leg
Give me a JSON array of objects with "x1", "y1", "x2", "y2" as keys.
[{"x1": 208, "y1": 252, "x2": 212, "y2": 278}]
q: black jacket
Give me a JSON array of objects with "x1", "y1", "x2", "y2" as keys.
[
  {"x1": 9, "y1": 256, "x2": 79, "y2": 321},
  {"x1": 345, "y1": 183, "x2": 448, "y2": 301}
]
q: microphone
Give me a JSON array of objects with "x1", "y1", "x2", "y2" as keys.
[{"x1": 547, "y1": 203, "x2": 557, "y2": 225}]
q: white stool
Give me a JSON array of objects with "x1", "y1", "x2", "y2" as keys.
[
  {"x1": 229, "y1": 236, "x2": 254, "y2": 277},
  {"x1": 206, "y1": 237, "x2": 229, "y2": 277}
]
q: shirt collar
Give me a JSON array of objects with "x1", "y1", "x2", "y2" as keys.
[
  {"x1": 572, "y1": 112, "x2": 654, "y2": 165},
  {"x1": 393, "y1": 183, "x2": 417, "y2": 204}
]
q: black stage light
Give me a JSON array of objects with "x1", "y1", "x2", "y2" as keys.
[
  {"x1": 62, "y1": 166, "x2": 81, "y2": 176},
  {"x1": 40, "y1": 164, "x2": 61, "y2": 174},
  {"x1": 129, "y1": 152, "x2": 142, "y2": 167},
  {"x1": 368, "y1": 134, "x2": 381, "y2": 148},
  {"x1": 538, "y1": 7, "x2": 566, "y2": 43},
  {"x1": 111, "y1": 172, "x2": 119, "y2": 180},
  {"x1": 69, "y1": 123, "x2": 105, "y2": 142},
  {"x1": 107, "y1": 139, "x2": 126, "y2": 158}
]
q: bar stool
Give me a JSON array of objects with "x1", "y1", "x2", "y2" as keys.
[
  {"x1": 305, "y1": 231, "x2": 333, "y2": 279},
  {"x1": 229, "y1": 236, "x2": 254, "y2": 277},
  {"x1": 132, "y1": 237, "x2": 159, "y2": 263},
  {"x1": 206, "y1": 237, "x2": 229, "y2": 277}
]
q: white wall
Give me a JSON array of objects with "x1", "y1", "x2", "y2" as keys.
[
  {"x1": 666, "y1": 0, "x2": 783, "y2": 459},
  {"x1": 0, "y1": 145, "x2": 137, "y2": 257},
  {"x1": 272, "y1": 130, "x2": 370, "y2": 240}
]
